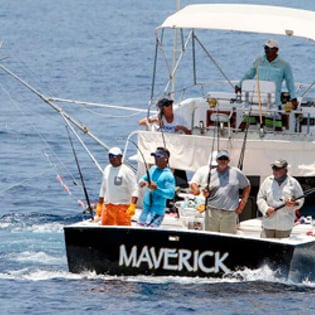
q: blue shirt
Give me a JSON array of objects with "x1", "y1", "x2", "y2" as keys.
[
  {"x1": 140, "y1": 165, "x2": 175, "y2": 214},
  {"x1": 239, "y1": 55, "x2": 296, "y2": 105}
]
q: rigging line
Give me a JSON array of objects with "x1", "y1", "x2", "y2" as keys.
[
  {"x1": 66, "y1": 126, "x2": 94, "y2": 220},
  {"x1": 193, "y1": 34, "x2": 234, "y2": 89},
  {"x1": 0, "y1": 170, "x2": 51, "y2": 194},
  {"x1": 0, "y1": 64, "x2": 111, "y2": 152},
  {"x1": 300, "y1": 80, "x2": 315, "y2": 97},
  {"x1": 0, "y1": 81, "x2": 79, "y2": 186},
  {"x1": 60, "y1": 112, "x2": 103, "y2": 174},
  {"x1": 0, "y1": 63, "x2": 138, "y2": 171},
  {"x1": 48, "y1": 97, "x2": 148, "y2": 113}
]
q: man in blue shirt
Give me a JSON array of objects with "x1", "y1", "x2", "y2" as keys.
[
  {"x1": 235, "y1": 39, "x2": 298, "y2": 109},
  {"x1": 138, "y1": 147, "x2": 175, "y2": 227}
]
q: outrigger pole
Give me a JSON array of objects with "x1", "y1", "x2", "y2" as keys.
[{"x1": 0, "y1": 63, "x2": 136, "y2": 172}]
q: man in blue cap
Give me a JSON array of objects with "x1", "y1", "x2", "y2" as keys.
[
  {"x1": 203, "y1": 150, "x2": 251, "y2": 234},
  {"x1": 138, "y1": 147, "x2": 175, "y2": 227}
]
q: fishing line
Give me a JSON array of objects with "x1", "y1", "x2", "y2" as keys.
[
  {"x1": 0, "y1": 81, "x2": 79, "y2": 191},
  {"x1": 0, "y1": 170, "x2": 50, "y2": 194}
]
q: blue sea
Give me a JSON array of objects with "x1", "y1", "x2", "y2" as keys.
[{"x1": 1, "y1": 0, "x2": 315, "y2": 314}]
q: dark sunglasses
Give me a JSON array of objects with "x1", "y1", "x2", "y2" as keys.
[
  {"x1": 109, "y1": 154, "x2": 121, "y2": 158},
  {"x1": 264, "y1": 45, "x2": 276, "y2": 51},
  {"x1": 217, "y1": 157, "x2": 229, "y2": 161},
  {"x1": 272, "y1": 166, "x2": 284, "y2": 171},
  {"x1": 162, "y1": 103, "x2": 172, "y2": 107}
]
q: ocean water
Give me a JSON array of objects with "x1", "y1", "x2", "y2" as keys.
[{"x1": 1, "y1": 0, "x2": 315, "y2": 314}]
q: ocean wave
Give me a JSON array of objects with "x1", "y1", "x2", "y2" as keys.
[
  {"x1": 7, "y1": 251, "x2": 64, "y2": 265},
  {"x1": 0, "y1": 212, "x2": 84, "y2": 232}
]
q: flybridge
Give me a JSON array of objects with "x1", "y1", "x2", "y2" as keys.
[{"x1": 157, "y1": 4, "x2": 315, "y2": 42}]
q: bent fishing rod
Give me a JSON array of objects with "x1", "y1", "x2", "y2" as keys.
[
  {"x1": 66, "y1": 126, "x2": 94, "y2": 220},
  {"x1": 275, "y1": 187, "x2": 315, "y2": 211},
  {"x1": 127, "y1": 138, "x2": 151, "y2": 184},
  {"x1": 127, "y1": 138, "x2": 154, "y2": 206}
]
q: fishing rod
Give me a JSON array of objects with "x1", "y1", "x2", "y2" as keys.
[
  {"x1": 66, "y1": 126, "x2": 94, "y2": 220},
  {"x1": 127, "y1": 138, "x2": 153, "y2": 206},
  {"x1": 275, "y1": 187, "x2": 315, "y2": 211},
  {"x1": 256, "y1": 67, "x2": 265, "y2": 137},
  {"x1": 238, "y1": 106, "x2": 252, "y2": 170},
  {"x1": 203, "y1": 120, "x2": 219, "y2": 211}
]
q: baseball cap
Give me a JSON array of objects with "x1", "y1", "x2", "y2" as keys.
[
  {"x1": 265, "y1": 39, "x2": 279, "y2": 49},
  {"x1": 151, "y1": 147, "x2": 170, "y2": 158},
  {"x1": 157, "y1": 98, "x2": 173, "y2": 109},
  {"x1": 216, "y1": 150, "x2": 230, "y2": 159},
  {"x1": 108, "y1": 147, "x2": 123, "y2": 156},
  {"x1": 271, "y1": 159, "x2": 288, "y2": 169}
]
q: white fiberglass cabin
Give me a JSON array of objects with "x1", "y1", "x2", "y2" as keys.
[{"x1": 131, "y1": 4, "x2": 315, "y2": 218}]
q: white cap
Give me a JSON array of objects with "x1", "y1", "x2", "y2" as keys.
[
  {"x1": 108, "y1": 147, "x2": 123, "y2": 155},
  {"x1": 265, "y1": 39, "x2": 279, "y2": 49},
  {"x1": 208, "y1": 150, "x2": 218, "y2": 166},
  {"x1": 216, "y1": 150, "x2": 230, "y2": 159}
]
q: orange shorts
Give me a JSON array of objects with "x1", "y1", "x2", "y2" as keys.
[{"x1": 101, "y1": 203, "x2": 131, "y2": 226}]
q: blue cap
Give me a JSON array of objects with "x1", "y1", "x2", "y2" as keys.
[
  {"x1": 151, "y1": 148, "x2": 170, "y2": 158},
  {"x1": 216, "y1": 150, "x2": 230, "y2": 159}
]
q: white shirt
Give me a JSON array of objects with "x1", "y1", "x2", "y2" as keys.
[
  {"x1": 190, "y1": 165, "x2": 210, "y2": 189},
  {"x1": 99, "y1": 164, "x2": 139, "y2": 204},
  {"x1": 257, "y1": 175, "x2": 304, "y2": 230},
  {"x1": 161, "y1": 114, "x2": 189, "y2": 133}
]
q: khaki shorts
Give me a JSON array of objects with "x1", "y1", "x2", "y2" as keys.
[
  {"x1": 205, "y1": 207, "x2": 237, "y2": 234},
  {"x1": 261, "y1": 228, "x2": 292, "y2": 239}
]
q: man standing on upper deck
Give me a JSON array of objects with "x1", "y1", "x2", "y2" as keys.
[{"x1": 235, "y1": 39, "x2": 298, "y2": 110}]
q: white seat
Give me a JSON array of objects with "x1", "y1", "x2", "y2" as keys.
[{"x1": 242, "y1": 79, "x2": 276, "y2": 105}]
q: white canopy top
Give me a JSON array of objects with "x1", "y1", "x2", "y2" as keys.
[{"x1": 157, "y1": 4, "x2": 315, "y2": 42}]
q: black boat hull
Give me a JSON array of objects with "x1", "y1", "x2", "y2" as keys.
[{"x1": 64, "y1": 225, "x2": 315, "y2": 279}]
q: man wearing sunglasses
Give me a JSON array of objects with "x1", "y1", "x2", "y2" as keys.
[
  {"x1": 138, "y1": 98, "x2": 191, "y2": 135},
  {"x1": 96, "y1": 147, "x2": 139, "y2": 225},
  {"x1": 235, "y1": 39, "x2": 298, "y2": 110},
  {"x1": 204, "y1": 150, "x2": 251, "y2": 234},
  {"x1": 138, "y1": 147, "x2": 175, "y2": 227},
  {"x1": 257, "y1": 159, "x2": 304, "y2": 238}
]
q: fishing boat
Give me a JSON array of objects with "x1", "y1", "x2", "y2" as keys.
[{"x1": 2, "y1": 3, "x2": 315, "y2": 280}]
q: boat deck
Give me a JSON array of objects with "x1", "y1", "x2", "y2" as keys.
[{"x1": 72, "y1": 213, "x2": 315, "y2": 246}]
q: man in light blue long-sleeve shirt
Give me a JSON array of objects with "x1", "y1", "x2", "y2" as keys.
[
  {"x1": 138, "y1": 147, "x2": 175, "y2": 227},
  {"x1": 235, "y1": 39, "x2": 298, "y2": 109}
]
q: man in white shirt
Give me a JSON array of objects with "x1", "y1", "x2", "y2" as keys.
[{"x1": 96, "y1": 147, "x2": 139, "y2": 225}]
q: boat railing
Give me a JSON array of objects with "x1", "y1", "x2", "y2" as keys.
[
  {"x1": 192, "y1": 106, "x2": 315, "y2": 137},
  {"x1": 177, "y1": 94, "x2": 315, "y2": 137}
]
